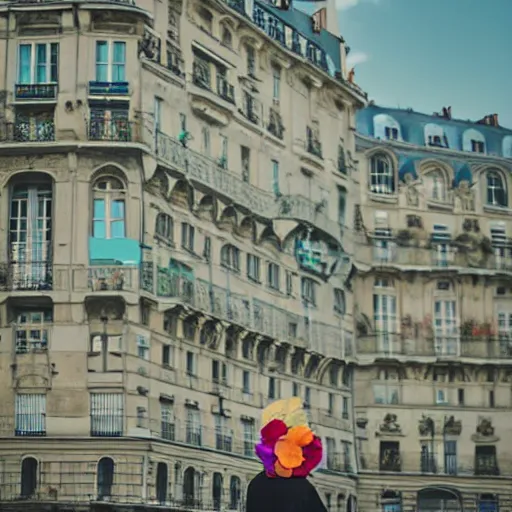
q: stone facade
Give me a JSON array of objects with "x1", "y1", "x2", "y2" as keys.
[{"x1": 0, "y1": 0, "x2": 363, "y2": 510}]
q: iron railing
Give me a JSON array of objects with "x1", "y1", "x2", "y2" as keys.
[
  {"x1": 0, "y1": 262, "x2": 53, "y2": 291},
  {"x1": 14, "y1": 83, "x2": 57, "y2": 100},
  {"x1": 88, "y1": 119, "x2": 133, "y2": 142}
]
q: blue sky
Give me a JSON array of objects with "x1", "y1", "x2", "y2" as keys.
[{"x1": 335, "y1": 0, "x2": 512, "y2": 129}]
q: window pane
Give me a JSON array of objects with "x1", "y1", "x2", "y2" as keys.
[
  {"x1": 93, "y1": 220, "x2": 106, "y2": 239},
  {"x1": 112, "y1": 42, "x2": 126, "y2": 82},
  {"x1": 36, "y1": 44, "x2": 47, "y2": 83},
  {"x1": 95, "y1": 42, "x2": 108, "y2": 81},
  {"x1": 50, "y1": 43, "x2": 59, "y2": 82},
  {"x1": 111, "y1": 199, "x2": 125, "y2": 220},
  {"x1": 18, "y1": 45, "x2": 32, "y2": 83},
  {"x1": 111, "y1": 220, "x2": 125, "y2": 238},
  {"x1": 93, "y1": 199, "x2": 105, "y2": 219}
]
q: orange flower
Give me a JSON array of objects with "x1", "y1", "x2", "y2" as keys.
[
  {"x1": 274, "y1": 460, "x2": 293, "y2": 478},
  {"x1": 274, "y1": 425, "x2": 314, "y2": 469}
]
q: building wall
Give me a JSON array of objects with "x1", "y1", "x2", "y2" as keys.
[
  {"x1": 0, "y1": 0, "x2": 364, "y2": 508},
  {"x1": 353, "y1": 107, "x2": 512, "y2": 512}
]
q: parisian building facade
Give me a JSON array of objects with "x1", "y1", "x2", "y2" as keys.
[
  {"x1": 0, "y1": 0, "x2": 364, "y2": 510},
  {"x1": 0, "y1": 0, "x2": 511, "y2": 511}
]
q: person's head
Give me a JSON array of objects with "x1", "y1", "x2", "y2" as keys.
[{"x1": 255, "y1": 397, "x2": 323, "y2": 478}]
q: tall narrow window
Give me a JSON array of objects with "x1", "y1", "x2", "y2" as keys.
[
  {"x1": 373, "y1": 278, "x2": 397, "y2": 353},
  {"x1": 202, "y1": 127, "x2": 211, "y2": 156},
  {"x1": 424, "y1": 169, "x2": 447, "y2": 202},
  {"x1": 369, "y1": 154, "x2": 394, "y2": 195},
  {"x1": 444, "y1": 440, "x2": 457, "y2": 475},
  {"x1": 20, "y1": 457, "x2": 38, "y2": 498},
  {"x1": 246, "y1": 45, "x2": 255, "y2": 76},
  {"x1": 156, "y1": 462, "x2": 168, "y2": 504},
  {"x1": 154, "y1": 97, "x2": 162, "y2": 131},
  {"x1": 97, "y1": 457, "x2": 115, "y2": 500},
  {"x1": 186, "y1": 408, "x2": 201, "y2": 446},
  {"x1": 337, "y1": 187, "x2": 346, "y2": 226},
  {"x1": 183, "y1": 467, "x2": 199, "y2": 507},
  {"x1": 272, "y1": 160, "x2": 280, "y2": 196},
  {"x1": 486, "y1": 171, "x2": 507, "y2": 207},
  {"x1": 241, "y1": 145, "x2": 250, "y2": 182},
  {"x1": 272, "y1": 66, "x2": 281, "y2": 100},
  {"x1": 95, "y1": 41, "x2": 126, "y2": 82},
  {"x1": 15, "y1": 394, "x2": 46, "y2": 436},
  {"x1": 230, "y1": 476, "x2": 241, "y2": 509},
  {"x1": 220, "y1": 135, "x2": 228, "y2": 167},
  {"x1": 434, "y1": 298, "x2": 458, "y2": 356},
  {"x1": 212, "y1": 472, "x2": 223, "y2": 511},
  {"x1": 92, "y1": 176, "x2": 126, "y2": 239},
  {"x1": 18, "y1": 43, "x2": 59, "y2": 84},
  {"x1": 90, "y1": 393, "x2": 124, "y2": 436},
  {"x1": 10, "y1": 181, "x2": 53, "y2": 290}
]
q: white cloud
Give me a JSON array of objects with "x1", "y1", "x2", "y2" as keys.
[{"x1": 346, "y1": 50, "x2": 369, "y2": 68}]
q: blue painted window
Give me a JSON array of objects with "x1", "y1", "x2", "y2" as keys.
[
  {"x1": 95, "y1": 41, "x2": 126, "y2": 82},
  {"x1": 18, "y1": 43, "x2": 58, "y2": 84},
  {"x1": 92, "y1": 177, "x2": 126, "y2": 239}
]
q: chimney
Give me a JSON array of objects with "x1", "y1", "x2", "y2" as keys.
[
  {"x1": 441, "y1": 107, "x2": 452, "y2": 120},
  {"x1": 492, "y1": 113, "x2": 499, "y2": 127},
  {"x1": 476, "y1": 114, "x2": 499, "y2": 127}
]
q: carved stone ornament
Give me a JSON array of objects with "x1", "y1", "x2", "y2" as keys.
[
  {"x1": 418, "y1": 414, "x2": 435, "y2": 437},
  {"x1": 454, "y1": 180, "x2": 475, "y2": 211},
  {"x1": 399, "y1": 172, "x2": 420, "y2": 207},
  {"x1": 377, "y1": 413, "x2": 402, "y2": 435},
  {"x1": 471, "y1": 416, "x2": 499, "y2": 443},
  {"x1": 443, "y1": 416, "x2": 462, "y2": 436}
]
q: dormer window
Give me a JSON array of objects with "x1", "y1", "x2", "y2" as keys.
[
  {"x1": 424, "y1": 123, "x2": 448, "y2": 148},
  {"x1": 385, "y1": 127, "x2": 398, "y2": 140},
  {"x1": 472, "y1": 140, "x2": 485, "y2": 153}
]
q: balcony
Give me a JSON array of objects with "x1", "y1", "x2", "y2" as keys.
[
  {"x1": 326, "y1": 453, "x2": 353, "y2": 473},
  {"x1": 356, "y1": 333, "x2": 512, "y2": 360},
  {"x1": 146, "y1": 266, "x2": 354, "y2": 358},
  {"x1": 357, "y1": 239, "x2": 512, "y2": 274},
  {"x1": 71, "y1": 266, "x2": 138, "y2": 294},
  {"x1": 88, "y1": 119, "x2": 133, "y2": 142},
  {"x1": 1, "y1": 117, "x2": 55, "y2": 143},
  {"x1": 15, "y1": 83, "x2": 57, "y2": 101},
  {"x1": 306, "y1": 126, "x2": 323, "y2": 159},
  {"x1": 0, "y1": 262, "x2": 53, "y2": 291},
  {"x1": 155, "y1": 131, "x2": 341, "y2": 241},
  {"x1": 88, "y1": 81, "x2": 129, "y2": 96}
]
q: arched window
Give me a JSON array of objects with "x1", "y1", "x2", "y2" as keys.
[
  {"x1": 221, "y1": 27, "x2": 232, "y2": 47},
  {"x1": 347, "y1": 495, "x2": 357, "y2": 512},
  {"x1": 424, "y1": 169, "x2": 447, "y2": 202},
  {"x1": 229, "y1": 476, "x2": 241, "y2": 509},
  {"x1": 369, "y1": 154, "x2": 395, "y2": 195},
  {"x1": 373, "y1": 114, "x2": 401, "y2": 141},
  {"x1": 92, "y1": 176, "x2": 126, "y2": 239},
  {"x1": 424, "y1": 123, "x2": 448, "y2": 148},
  {"x1": 183, "y1": 467, "x2": 198, "y2": 507},
  {"x1": 156, "y1": 462, "x2": 168, "y2": 504},
  {"x1": 155, "y1": 213, "x2": 174, "y2": 241},
  {"x1": 197, "y1": 7, "x2": 213, "y2": 33},
  {"x1": 212, "y1": 472, "x2": 223, "y2": 511},
  {"x1": 20, "y1": 457, "x2": 38, "y2": 498},
  {"x1": 486, "y1": 171, "x2": 507, "y2": 207},
  {"x1": 462, "y1": 128, "x2": 486, "y2": 154},
  {"x1": 97, "y1": 457, "x2": 114, "y2": 500}
]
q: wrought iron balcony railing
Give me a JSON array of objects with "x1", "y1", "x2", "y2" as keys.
[
  {"x1": 154, "y1": 131, "x2": 341, "y2": 240},
  {"x1": 0, "y1": 262, "x2": 53, "y2": 291},
  {"x1": 88, "y1": 81, "x2": 129, "y2": 95},
  {"x1": 0, "y1": 118, "x2": 55, "y2": 143},
  {"x1": 15, "y1": 83, "x2": 57, "y2": 100},
  {"x1": 217, "y1": 75, "x2": 235, "y2": 104},
  {"x1": 88, "y1": 119, "x2": 133, "y2": 142}
]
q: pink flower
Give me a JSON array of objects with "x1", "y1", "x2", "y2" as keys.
[
  {"x1": 255, "y1": 442, "x2": 276, "y2": 474},
  {"x1": 292, "y1": 436, "x2": 323, "y2": 477}
]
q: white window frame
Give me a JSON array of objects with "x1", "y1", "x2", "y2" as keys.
[
  {"x1": 95, "y1": 40, "x2": 126, "y2": 83},
  {"x1": 435, "y1": 388, "x2": 448, "y2": 405},
  {"x1": 433, "y1": 296, "x2": 459, "y2": 356},
  {"x1": 487, "y1": 171, "x2": 506, "y2": 206},
  {"x1": 384, "y1": 126, "x2": 398, "y2": 140},
  {"x1": 181, "y1": 223, "x2": 195, "y2": 251},
  {"x1": 155, "y1": 213, "x2": 173, "y2": 241},
  {"x1": 15, "y1": 394, "x2": 46, "y2": 436},
  {"x1": 373, "y1": 383, "x2": 400, "y2": 405},
  {"x1": 272, "y1": 66, "x2": 281, "y2": 100},
  {"x1": 17, "y1": 42, "x2": 59, "y2": 85},
  {"x1": 369, "y1": 154, "x2": 394, "y2": 195},
  {"x1": 497, "y1": 310, "x2": 512, "y2": 356},
  {"x1": 301, "y1": 277, "x2": 316, "y2": 306},
  {"x1": 137, "y1": 335, "x2": 149, "y2": 360},
  {"x1": 221, "y1": 245, "x2": 240, "y2": 271},
  {"x1": 15, "y1": 310, "x2": 52, "y2": 354},
  {"x1": 267, "y1": 262, "x2": 280, "y2": 290},
  {"x1": 90, "y1": 393, "x2": 124, "y2": 436},
  {"x1": 247, "y1": 253, "x2": 260, "y2": 282},
  {"x1": 92, "y1": 176, "x2": 126, "y2": 240},
  {"x1": 373, "y1": 279, "x2": 397, "y2": 353},
  {"x1": 425, "y1": 169, "x2": 447, "y2": 202}
]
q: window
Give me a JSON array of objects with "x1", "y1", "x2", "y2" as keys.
[
  {"x1": 197, "y1": 7, "x2": 213, "y2": 33},
  {"x1": 215, "y1": 415, "x2": 232, "y2": 452},
  {"x1": 199, "y1": 126, "x2": 211, "y2": 156},
  {"x1": 301, "y1": 277, "x2": 317, "y2": 306},
  {"x1": 220, "y1": 134, "x2": 228, "y2": 167},
  {"x1": 243, "y1": 420, "x2": 255, "y2": 456},
  {"x1": 155, "y1": 213, "x2": 174, "y2": 241},
  {"x1": 186, "y1": 351, "x2": 196, "y2": 375},
  {"x1": 420, "y1": 442, "x2": 436, "y2": 473},
  {"x1": 384, "y1": 127, "x2": 398, "y2": 140},
  {"x1": 369, "y1": 154, "x2": 394, "y2": 194},
  {"x1": 286, "y1": 271, "x2": 293, "y2": 296},
  {"x1": 486, "y1": 171, "x2": 507, "y2": 207},
  {"x1": 379, "y1": 441, "x2": 401, "y2": 471},
  {"x1": 162, "y1": 344, "x2": 173, "y2": 366},
  {"x1": 15, "y1": 310, "x2": 52, "y2": 354},
  {"x1": 15, "y1": 394, "x2": 46, "y2": 436},
  {"x1": 95, "y1": 41, "x2": 126, "y2": 82},
  {"x1": 221, "y1": 244, "x2": 240, "y2": 271},
  {"x1": 304, "y1": 386, "x2": 311, "y2": 408},
  {"x1": 268, "y1": 376, "x2": 278, "y2": 399},
  {"x1": 475, "y1": 445, "x2": 498, "y2": 476},
  {"x1": 9, "y1": 182, "x2": 53, "y2": 289},
  {"x1": 267, "y1": 263, "x2": 280, "y2": 290},
  {"x1": 246, "y1": 45, "x2": 256, "y2": 76},
  {"x1": 342, "y1": 396, "x2": 349, "y2": 419},
  {"x1": 334, "y1": 289, "x2": 346, "y2": 315},
  {"x1": 373, "y1": 371, "x2": 399, "y2": 405},
  {"x1": 161, "y1": 401, "x2": 175, "y2": 440},
  {"x1": 292, "y1": 382, "x2": 300, "y2": 397},
  {"x1": 154, "y1": 97, "x2": 162, "y2": 131},
  {"x1": 18, "y1": 43, "x2": 59, "y2": 84},
  {"x1": 424, "y1": 169, "x2": 447, "y2": 202},
  {"x1": 434, "y1": 298, "x2": 458, "y2": 355},
  {"x1": 457, "y1": 388, "x2": 464, "y2": 405},
  {"x1": 90, "y1": 393, "x2": 123, "y2": 436},
  {"x1": 186, "y1": 408, "x2": 201, "y2": 446},
  {"x1": 272, "y1": 159, "x2": 280, "y2": 196},
  {"x1": 242, "y1": 370, "x2": 251, "y2": 393},
  {"x1": 230, "y1": 476, "x2": 241, "y2": 509},
  {"x1": 373, "y1": 227, "x2": 395, "y2": 263},
  {"x1": 89, "y1": 108, "x2": 130, "y2": 141},
  {"x1": 490, "y1": 222, "x2": 511, "y2": 271},
  {"x1": 247, "y1": 254, "x2": 261, "y2": 282},
  {"x1": 497, "y1": 311, "x2": 512, "y2": 356},
  {"x1": 181, "y1": 223, "x2": 195, "y2": 251},
  {"x1": 20, "y1": 457, "x2": 38, "y2": 498},
  {"x1": 212, "y1": 359, "x2": 228, "y2": 384},
  {"x1": 92, "y1": 177, "x2": 125, "y2": 239},
  {"x1": 472, "y1": 139, "x2": 485, "y2": 153},
  {"x1": 137, "y1": 335, "x2": 149, "y2": 360},
  {"x1": 97, "y1": 457, "x2": 114, "y2": 500},
  {"x1": 140, "y1": 301, "x2": 150, "y2": 326},
  {"x1": 431, "y1": 224, "x2": 453, "y2": 267},
  {"x1": 338, "y1": 186, "x2": 346, "y2": 226},
  {"x1": 325, "y1": 437, "x2": 336, "y2": 469},
  {"x1": 327, "y1": 393, "x2": 335, "y2": 415},
  {"x1": 156, "y1": 462, "x2": 168, "y2": 504},
  {"x1": 241, "y1": 145, "x2": 250, "y2": 182},
  {"x1": 373, "y1": 279, "x2": 397, "y2": 352},
  {"x1": 381, "y1": 491, "x2": 402, "y2": 512},
  {"x1": 272, "y1": 66, "x2": 281, "y2": 100},
  {"x1": 435, "y1": 388, "x2": 448, "y2": 404}
]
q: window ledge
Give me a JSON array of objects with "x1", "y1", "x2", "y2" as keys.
[
  {"x1": 483, "y1": 204, "x2": 512, "y2": 215},
  {"x1": 367, "y1": 191, "x2": 398, "y2": 203}
]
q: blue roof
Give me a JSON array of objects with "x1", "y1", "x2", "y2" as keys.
[{"x1": 356, "y1": 105, "x2": 512, "y2": 159}]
